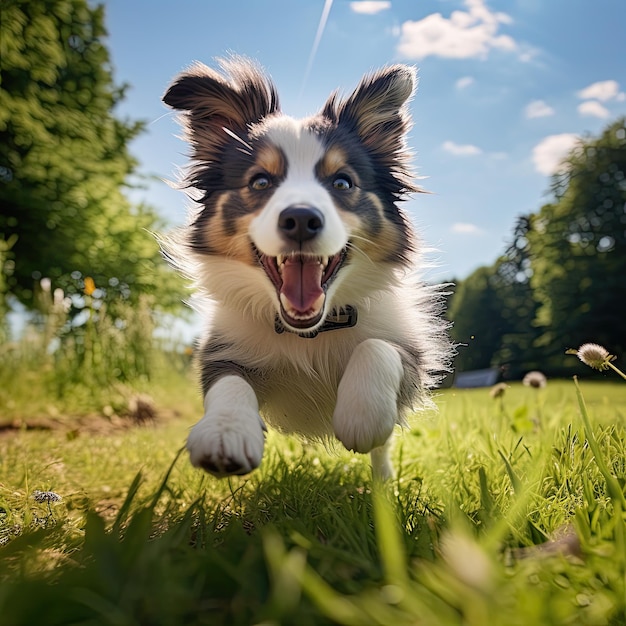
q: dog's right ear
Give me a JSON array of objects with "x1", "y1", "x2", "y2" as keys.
[{"x1": 163, "y1": 57, "x2": 280, "y2": 149}]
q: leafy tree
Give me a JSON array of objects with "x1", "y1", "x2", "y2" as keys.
[
  {"x1": 447, "y1": 250, "x2": 540, "y2": 378},
  {"x1": 447, "y1": 264, "x2": 507, "y2": 372},
  {"x1": 490, "y1": 215, "x2": 541, "y2": 377},
  {"x1": 0, "y1": 234, "x2": 17, "y2": 342},
  {"x1": 448, "y1": 120, "x2": 626, "y2": 378},
  {"x1": 527, "y1": 118, "x2": 626, "y2": 370},
  {"x1": 0, "y1": 0, "x2": 183, "y2": 313}
]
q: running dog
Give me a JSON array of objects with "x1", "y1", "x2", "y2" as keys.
[{"x1": 162, "y1": 57, "x2": 452, "y2": 479}]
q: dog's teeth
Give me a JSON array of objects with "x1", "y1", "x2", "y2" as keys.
[{"x1": 280, "y1": 293, "x2": 326, "y2": 321}]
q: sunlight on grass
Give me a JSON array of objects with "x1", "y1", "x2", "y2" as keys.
[
  {"x1": 0, "y1": 376, "x2": 624, "y2": 624},
  {"x1": 0, "y1": 282, "x2": 193, "y2": 421}
]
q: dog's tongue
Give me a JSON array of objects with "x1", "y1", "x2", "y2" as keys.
[{"x1": 281, "y1": 256, "x2": 324, "y2": 313}]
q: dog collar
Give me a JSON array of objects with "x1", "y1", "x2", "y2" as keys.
[{"x1": 274, "y1": 305, "x2": 358, "y2": 338}]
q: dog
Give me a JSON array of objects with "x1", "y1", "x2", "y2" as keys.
[{"x1": 162, "y1": 57, "x2": 452, "y2": 480}]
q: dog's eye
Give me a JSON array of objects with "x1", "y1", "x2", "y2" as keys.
[
  {"x1": 250, "y1": 174, "x2": 271, "y2": 191},
  {"x1": 332, "y1": 175, "x2": 353, "y2": 191}
]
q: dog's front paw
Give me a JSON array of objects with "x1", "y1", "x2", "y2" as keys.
[
  {"x1": 187, "y1": 410, "x2": 266, "y2": 477},
  {"x1": 333, "y1": 339, "x2": 403, "y2": 454},
  {"x1": 187, "y1": 375, "x2": 265, "y2": 477}
]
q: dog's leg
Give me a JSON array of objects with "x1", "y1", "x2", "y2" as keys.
[
  {"x1": 186, "y1": 375, "x2": 266, "y2": 477},
  {"x1": 370, "y1": 442, "x2": 394, "y2": 481},
  {"x1": 333, "y1": 339, "x2": 404, "y2": 476}
]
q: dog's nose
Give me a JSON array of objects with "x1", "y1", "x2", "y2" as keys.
[{"x1": 278, "y1": 205, "x2": 325, "y2": 242}]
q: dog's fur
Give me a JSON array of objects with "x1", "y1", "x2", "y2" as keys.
[{"x1": 162, "y1": 57, "x2": 452, "y2": 479}]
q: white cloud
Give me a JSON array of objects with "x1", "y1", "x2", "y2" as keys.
[
  {"x1": 456, "y1": 76, "x2": 475, "y2": 90},
  {"x1": 524, "y1": 99, "x2": 554, "y2": 119},
  {"x1": 577, "y1": 80, "x2": 621, "y2": 102},
  {"x1": 532, "y1": 133, "x2": 579, "y2": 176},
  {"x1": 350, "y1": 1, "x2": 391, "y2": 15},
  {"x1": 518, "y1": 48, "x2": 539, "y2": 63},
  {"x1": 442, "y1": 140, "x2": 482, "y2": 156},
  {"x1": 451, "y1": 222, "x2": 483, "y2": 235},
  {"x1": 396, "y1": 0, "x2": 517, "y2": 61},
  {"x1": 577, "y1": 100, "x2": 611, "y2": 119},
  {"x1": 575, "y1": 80, "x2": 624, "y2": 118}
]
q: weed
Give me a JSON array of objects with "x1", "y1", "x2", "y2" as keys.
[
  {"x1": 0, "y1": 278, "x2": 190, "y2": 418},
  {"x1": 567, "y1": 342, "x2": 626, "y2": 381}
]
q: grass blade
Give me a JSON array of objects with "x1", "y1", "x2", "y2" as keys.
[
  {"x1": 111, "y1": 471, "x2": 143, "y2": 535},
  {"x1": 372, "y1": 484, "x2": 408, "y2": 587},
  {"x1": 574, "y1": 377, "x2": 626, "y2": 508}
]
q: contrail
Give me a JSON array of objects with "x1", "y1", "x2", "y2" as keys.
[{"x1": 299, "y1": 0, "x2": 334, "y2": 99}]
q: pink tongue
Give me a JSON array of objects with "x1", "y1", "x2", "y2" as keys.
[{"x1": 281, "y1": 257, "x2": 324, "y2": 313}]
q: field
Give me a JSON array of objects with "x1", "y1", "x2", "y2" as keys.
[{"x1": 0, "y1": 372, "x2": 625, "y2": 625}]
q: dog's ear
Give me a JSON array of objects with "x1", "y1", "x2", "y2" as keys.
[
  {"x1": 163, "y1": 57, "x2": 280, "y2": 149},
  {"x1": 322, "y1": 65, "x2": 416, "y2": 153}
]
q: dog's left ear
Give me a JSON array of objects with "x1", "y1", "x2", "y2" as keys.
[
  {"x1": 322, "y1": 65, "x2": 416, "y2": 150},
  {"x1": 163, "y1": 57, "x2": 280, "y2": 154}
]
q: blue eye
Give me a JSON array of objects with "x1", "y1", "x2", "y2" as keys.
[
  {"x1": 250, "y1": 174, "x2": 271, "y2": 191},
  {"x1": 332, "y1": 175, "x2": 353, "y2": 190}
]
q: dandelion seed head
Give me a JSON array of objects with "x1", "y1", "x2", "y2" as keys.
[
  {"x1": 490, "y1": 382, "x2": 508, "y2": 399},
  {"x1": 32, "y1": 490, "x2": 62, "y2": 503},
  {"x1": 523, "y1": 371, "x2": 547, "y2": 389},
  {"x1": 575, "y1": 343, "x2": 613, "y2": 371},
  {"x1": 441, "y1": 531, "x2": 493, "y2": 590}
]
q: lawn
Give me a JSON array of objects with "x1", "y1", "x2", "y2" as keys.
[{"x1": 0, "y1": 374, "x2": 624, "y2": 625}]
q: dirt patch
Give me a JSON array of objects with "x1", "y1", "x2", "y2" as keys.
[{"x1": 0, "y1": 396, "x2": 182, "y2": 437}]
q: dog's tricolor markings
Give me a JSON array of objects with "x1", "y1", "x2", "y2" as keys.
[{"x1": 162, "y1": 57, "x2": 453, "y2": 479}]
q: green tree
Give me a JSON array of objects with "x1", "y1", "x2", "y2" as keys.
[
  {"x1": 527, "y1": 118, "x2": 626, "y2": 370},
  {"x1": 490, "y1": 215, "x2": 541, "y2": 377},
  {"x1": 448, "y1": 264, "x2": 507, "y2": 373},
  {"x1": 0, "y1": 0, "x2": 183, "y2": 312},
  {"x1": 447, "y1": 220, "x2": 541, "y2": 378}
]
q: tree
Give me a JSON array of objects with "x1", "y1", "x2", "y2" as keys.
[
  {"x1": 527, "y1": 118, "x2": 626, "y2": 370},
  {"x1": 446, "y1": 119, "x2": 626, "y2": 378},
  {"x1": 447, "y1": 264, "x2": 507, "y2": 372},
  {"x1": 490, "y1": 215, "x2": 541, "y2": 377},
  {"x1": 0, "y1": 0, "x2": 183, "y2": 313}
]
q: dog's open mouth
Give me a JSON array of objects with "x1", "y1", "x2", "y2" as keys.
[{"x1": 257, "y1": 250, "x2": 347, "y2": 329}]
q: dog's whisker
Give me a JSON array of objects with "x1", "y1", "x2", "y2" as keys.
[
  {"x1": 222, "y1": 126, "x2": 254, "y2": 152},
  {"x1": 349, "y1": 232, "x2": 376, "y2": 248},
  {"x1": 346, "y1": 239, "x2": 376, "y2": 266}
]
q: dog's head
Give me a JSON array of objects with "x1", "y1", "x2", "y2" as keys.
[{"x1": 163, "y1": 57, "x2": 419, "y2": 334}]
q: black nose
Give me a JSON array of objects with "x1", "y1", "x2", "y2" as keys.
[{"x1": 278, "y1": 205, "x2": 325, "y2": 242}]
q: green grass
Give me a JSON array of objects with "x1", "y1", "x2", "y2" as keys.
[
  {"x1": 0, "y1": 378, "x2": 625, "y2": 625},
  {"x1": 0, "y1": 290, "x2": 191, "y2": 420}
]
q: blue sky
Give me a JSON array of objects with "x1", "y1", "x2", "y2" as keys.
[{"x1": 105, "y1": 0, "x2": 626, "y2": 282}]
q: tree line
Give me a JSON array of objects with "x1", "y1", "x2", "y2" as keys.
[
  {"x1": 447, "y1": 118, "x2": 626, "y2": 378},
  {"x1": 0, "y1": 0, "x2": 185, "y2": 341}
]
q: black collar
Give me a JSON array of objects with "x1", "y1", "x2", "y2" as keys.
[{"x1": 274, "y1": 306, "x2": 358, "y2": 338}]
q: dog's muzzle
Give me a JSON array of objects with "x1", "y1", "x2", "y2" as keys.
[{"x1": 256, "y1": 204, "x2": 349, "y2": 332}]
